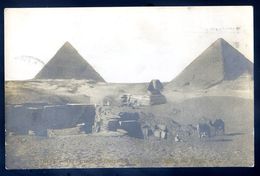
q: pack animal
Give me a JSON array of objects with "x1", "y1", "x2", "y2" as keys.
[
  {"x1": 210, "y1": 119, "x2": 225, "y2": 135},
  {"x1": 197, "y1": 123, "x2": 211, "y2": 138}
]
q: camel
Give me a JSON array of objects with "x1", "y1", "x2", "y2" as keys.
[
  {"x1": 197, "y1": 123, "x2": 211, "y2": 138},
  {"x1": 197, "y1": 118, "x2": 225, "y2": 138},
  {"x1": 210, "y1": 119, "x2": 225, "y2": 135}
]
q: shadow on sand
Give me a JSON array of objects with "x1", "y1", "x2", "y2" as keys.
[
  {"x1": 225, "y1": 132, "x2": 245, "y2": 136},
  {"x1": 209, "y1": 139, "x2": 233, "y2": 142}
]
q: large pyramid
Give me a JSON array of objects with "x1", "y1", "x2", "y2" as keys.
[
  {"x1": 168, "y1": 38, "x2": 253, "y2": 89},
  {"x1": 35, "y1": 42, "x2": 105, "y2": 82}
]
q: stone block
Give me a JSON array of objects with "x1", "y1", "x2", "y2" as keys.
[
  {"x1": 154, "y1": 129, "x2": 161, "y2": 138},
  {"x1": 161, "y1": 131, "x2": 167, "y2": 139},
  {"x1": 119, "y1": 120, "x2": 143, "y2": 139}
]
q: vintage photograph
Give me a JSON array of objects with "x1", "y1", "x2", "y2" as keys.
[{"x1": 4, "y1": 7, "x2": 253, "y2": 168}]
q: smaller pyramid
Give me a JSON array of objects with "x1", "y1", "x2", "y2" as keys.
[
  {"x1": 168, "y1": 38, "x2": 253, "y2": 89},
  {"x1": 35, "y1": 42, "x2": 105, "y2": 82}
]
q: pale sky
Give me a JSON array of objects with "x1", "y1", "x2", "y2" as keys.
[{"x1": 4, "y1": 7, "x2": 253, "y2": 83}]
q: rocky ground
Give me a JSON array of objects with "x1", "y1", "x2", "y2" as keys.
[{"x1": 6, "y1": 130, "x2": 253, "y2": 169}]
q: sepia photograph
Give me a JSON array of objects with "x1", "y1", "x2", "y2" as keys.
[{"x1": 4, "y1": 6, "x2": 253, "y2": 169}]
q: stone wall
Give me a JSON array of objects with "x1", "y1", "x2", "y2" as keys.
[
  {"x1": 6, "y1": 105, "x2": 44, "y2": 135},
  {"x1": 5, "y1": 104, "x2": 96, "y2": 136}
]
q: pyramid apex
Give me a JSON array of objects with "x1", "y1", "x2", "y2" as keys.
[
  {"x1": 217, "y1": 37, "x2": 225, "y2": 41},
  {"x1": 64, "y1": 41, "x2": 71, "y2": 45},
  {"x1": 62, "y1": 41, "x2": 73, "y2": 47},
  {"x1": 57, "y1": 41, "x2": 78, "y2": 54},
  {"x1": 214, "y1": 38, "x2": 229, "y2": 46}
]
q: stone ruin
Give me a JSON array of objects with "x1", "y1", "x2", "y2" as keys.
[
  {"x1": 147, "y1": 79, "x2": 167, "y2": 105},
  {"x1": 5, "y1": 103, "x2": 96, "y2": 136},
  {"x1": 119, "y1": 79, "x2": 167, "y2": 107},
  {"x1": 118, "y1": 112, "x2": 143, "y2": 138},
  {"x1": 147, "y1": 79, "x2": 164, "y2": 94},
  {"x1": 5, "y1": 101, "x2": 224, "y2": 141},
  {"x1": 6, "y1": 103, "x2": 148, "y2": 139},
  {"x1": 93, "y1": 106, "x2": 117, "y2": 132},
  {"x1": 153, "y1": 124, "x2": 168, "y2": 139},
  {"x1": 93, "y1": 106, "x2": 170, "y2": 139},
  {"x1": 120, "y1": 94, "x2": 148, "y2": 107},
  {"x1": 93, "y1": 106, "x2": 144, "y2": 139},
  {"x1": 5, "y1": 102, "x2": 208, "y2": 141}
]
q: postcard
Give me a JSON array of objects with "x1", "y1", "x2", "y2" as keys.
[{"x1": 5, "y1": 6, "x2": 253, "y2": 168}]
